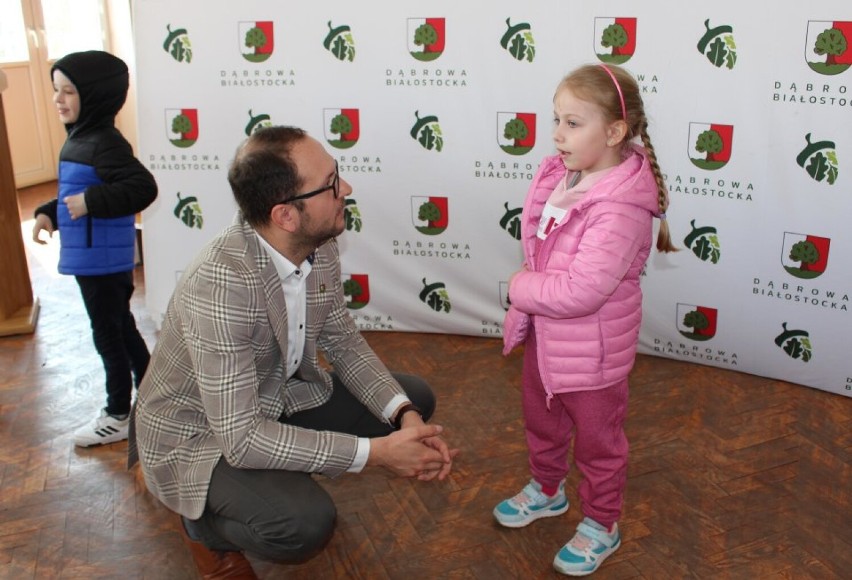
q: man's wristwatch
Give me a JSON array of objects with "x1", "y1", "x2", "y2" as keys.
[{"x1": 392, "y1": 402, "x2": 422, "y2": 430}]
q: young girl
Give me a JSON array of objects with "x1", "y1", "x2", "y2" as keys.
[{"x1": 494, "y1": 63, "x2": 677, "y2": 576}]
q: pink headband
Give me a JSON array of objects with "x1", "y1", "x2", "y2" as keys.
[{"x1": 599, "y1": 64, "x2": 626, "y2": 121}]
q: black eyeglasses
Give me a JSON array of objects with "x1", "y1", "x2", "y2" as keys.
[{"x1": 283, "y1": 161, "x2": 339, "y2": 204}]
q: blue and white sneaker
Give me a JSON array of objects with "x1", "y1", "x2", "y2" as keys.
[
  {"x1": 553, "y1": 518, "x2": 621, "y2": 576},
  {"x1": 493, "y1": 479, "x2": 568, "y2": 528}
]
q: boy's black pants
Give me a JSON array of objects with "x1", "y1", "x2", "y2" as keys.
[{"x1": 76, "y1": 271, "x2": 150, "y2": 416}]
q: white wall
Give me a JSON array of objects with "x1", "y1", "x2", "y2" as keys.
[{"x1": 132, "y1": 0, "x2": 852, "y2": 397}]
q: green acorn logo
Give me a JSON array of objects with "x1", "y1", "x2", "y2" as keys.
[
  {"x1": 774, "y1": 322, "x2": 813, "y2": 362},
  {"x1": 324, "y1": 21, "x2": 355, "y2": 61},
  {"x1": 697, "y1": 19, "x2": 737, "y2": 69},
  {"x1": 344, "y1": 199, "x2": 362, "y2": 232},
  {"x1": 419, "y1": 278, "x2": 451, "y2": 313},
  {"x1": 163, "y1": 24, "x2": 192, "y2": 63},
  {"x1": 499, "y1": 202, "x2": 523, "y2": 240},
  {"x1": 796, "y1": 133, "x2": 838, "y2": 185},
  {"x1": 174, "y1": 192, "x2": 203, "y2": 229},
  {"x1": 245, "y1": 109, "x2": 273, "y2": 136},
  {"x1": 684, "y1": 219, "x2": 720, "y2": 264},
  {"x1": 500, "y1": 18, "x2": 535, "y2": 62},
  {"x1": 410, "y1": 111, "x2": 443, "y2": 152}
]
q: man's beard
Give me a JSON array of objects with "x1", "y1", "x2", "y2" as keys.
[{"x1": 298, "y1": 210, "x2": 345, "y2": 250}]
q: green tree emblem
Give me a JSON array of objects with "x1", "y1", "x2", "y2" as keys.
[
  {"x1": 243, "y1": 26, "x2": 271, "y2": 63},
  {"x1": 173, "y1": 192, "x2": 203, "y2": 229},
  {"x1": 499, "y1": 202, "x2": 523, "y2": 240},
  {"x1": 680, "y1": 309, "x2": 712, "y2": 341},
  {"x1": 419, "y1": 279, "x2": 451, "y2": 313},
  {"x1": 246, "y1": 27, "x2": 267, "y2": 51},
  {"x1": 695, "y1": 130, "x2": 722, "y2": 161},
  {"x1": 500, "y1": 116, "x2": 534, "y2": 155},
  {"x1": 815, "y1": 28, "x2": 848, "y2": 65},
  {"x1": 415, "y1": 201, "x2": 444, "y2": 235},
  {"x1": 411, "y1": 23, "x2": 441, "y2": 61},
  {"x1": 598, "y1": 23, "x2": 630, "y2": 64},
  {"x1": 690, "y1": 129, "x2": 728, "y2": 170},
  {"x1": 171, "y1": 114, "x2": 191, "y2": 134},
  {"x1": 327, "y1": 113, "x2": 357, "y2": 149},
  {"x1": 697, "y1": 19, "x2": 737, "y2": 69},
  {"x1": 330, "y1": 114, "x2": 352, "y2": 136},
  {"x1": 504, "y1": 118, "x2": 528, "y2": 142},
  {"x1": 418, "y1": 201, "x2": 440, "y2": 222},
  {"x1": 324, "y1": 21, "x2": 355, "y2": 62},
  {"x1": 783, "y1": 240, "x2": 827, "y2": 279},
  {"x1": 808, "y1": 27, "x2": 850, "y2": 75},
  {"x1": 169, "y1": 113, "x2": 195, "y2": 148},
  {"x1": 343, "y1": 277, "x2": 368, "y2": 309},
  {"x1": 344, "y1": 199, "x2": 362, "y2": 232},
  {"x1": 789, "y1": 240, "x2": 818, "y2": 269},
  {"x1": 343, "y1": 279, "x2": 363, "y2": 298},
  {"x1": 414, "y1": 23, "x2": 437, "y2": 47},
  {"x1": 163, "y1": 24, "x2": 192, "y2": 63}
]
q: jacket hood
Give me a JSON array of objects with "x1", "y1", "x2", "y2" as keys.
[
  {"x1": 51, "y1": 50, "x2": 128, "y2": 136},
  {"x1": 539, "y1": 145, "x2": 662, "y2": 218}
]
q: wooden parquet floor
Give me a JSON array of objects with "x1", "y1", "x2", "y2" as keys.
[{"x1": 2, "y1": 183, "x2": 850, "y2": 579}]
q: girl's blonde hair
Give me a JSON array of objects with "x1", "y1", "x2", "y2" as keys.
[{"x1": 557, "y1": 64, "x2": 677, "y2": 253}]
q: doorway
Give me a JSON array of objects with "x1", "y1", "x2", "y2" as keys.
[{"x1": 0, "y1": 0, "x2": 134, "y2": 189}]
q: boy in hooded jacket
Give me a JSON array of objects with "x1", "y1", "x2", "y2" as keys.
[{"x1": 32, "y1": 50, "x2": 157, "y2": 447}]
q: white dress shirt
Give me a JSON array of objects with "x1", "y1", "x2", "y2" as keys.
[{"x1": 255, "y1": 232, "x2": 383, "y2": 472}]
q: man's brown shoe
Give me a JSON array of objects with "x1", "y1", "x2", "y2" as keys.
[{"x1": 177, "y1": 516, "x2": 258, "y2": 579}]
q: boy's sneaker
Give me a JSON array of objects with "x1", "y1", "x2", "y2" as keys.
[
  {"x1": 493, "y1": 479, "x2": 568, "y2": 528},
  {"x1": 73, "y1": 408, "x2": 130, "y2": 447},
  {"x1": 553, "y1": 517, "x2": 621, "y2": 576}
]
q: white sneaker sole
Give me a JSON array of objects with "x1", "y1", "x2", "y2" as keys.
[
  {"x1": 493, "y1": 500, "x2": 570, "y2": 528},
  {"x1": 553, "y1": 537, "x2": 621, "y2": 576}
]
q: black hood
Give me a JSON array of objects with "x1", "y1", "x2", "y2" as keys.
[{"x1": 51, "y1": 50, "x2": 129, "y2": 136}]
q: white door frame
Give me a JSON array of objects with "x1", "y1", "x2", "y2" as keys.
[{"x1": 1, "y1": 0, "x2": 136, "y2": 189}]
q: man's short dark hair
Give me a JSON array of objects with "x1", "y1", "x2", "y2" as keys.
[{"x1": 227, "y1": 125, "x2": 307, "y2": 227}]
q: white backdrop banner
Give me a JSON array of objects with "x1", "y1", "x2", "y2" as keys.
[{"x1": 132, "y1": 1, "x2": 852, "y2": 397}]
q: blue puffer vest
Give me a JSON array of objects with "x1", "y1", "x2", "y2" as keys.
[{"x1": 57, "y1": 159, "x2": 136, "y2": 275}]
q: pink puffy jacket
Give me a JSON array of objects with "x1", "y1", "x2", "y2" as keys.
[{"x1": 503, "y1": 146, "x2": 660, "y2": 402}]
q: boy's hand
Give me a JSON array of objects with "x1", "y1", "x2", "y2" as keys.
[
  {"x1": 32, "y1": 214, "x2": 55, "y2": 244},
  {"x1": 64, "y1": 193, "x2": 88, "y2": 219}
]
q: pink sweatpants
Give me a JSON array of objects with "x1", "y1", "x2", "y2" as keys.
[{"x1": 522, "y1": 331, "x2": 629, "y2": 528}]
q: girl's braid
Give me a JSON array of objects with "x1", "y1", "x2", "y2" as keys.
[{"x1": 638, "y1": 120, "x2": 677, "y2": 253}]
